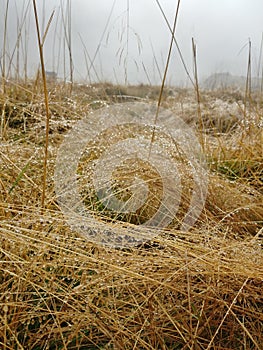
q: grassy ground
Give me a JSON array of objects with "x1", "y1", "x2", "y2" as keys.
[{"x1": 0, "y1": 81, "x2": 262, "y2": 349}]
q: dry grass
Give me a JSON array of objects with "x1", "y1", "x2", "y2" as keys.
[{"x1": 0, "y1": 80, "x2": 263, "y2": 349}]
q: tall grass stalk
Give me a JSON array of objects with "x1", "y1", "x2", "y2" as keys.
[
  {"x1": 125, "y1": 0, "x2": 130, "y2": 85},
  {"x1": 1, "y1": 0, "x2": 9, "y2": 94},
  {"x1": 155, "y1": 0, "x2": 195, "y2": 87},
  {"x1": 15, "y1": 6, "x2": 20, "y2": 82},
  {"x1": 32, "y1": 0, "x2": 54, "y2": 208},
  {"x1": 79, "y1": 33, "x2": 100, "y2": 83},
  {"x1": 141, "y1": 60, "x2": 152, "y2": 85},
  {"x1": 261, "y1": 33, "x2": 263, "y2": 97},
  {"x1": 149, "y1": 0, "x2": 181, "y2": 157},
  {"x1": 244, "y1": 38, "x2": 252, "y2": 119},
  {"x1": 67, "y1": 0, "x2": 73, "y2": 89},
  {"x1": 257, "y1": 32, "x2": 263, "y2": 86},
  {"x1": 150, "y1": 40, "x2": 162, "y2": 82},
  {"x1": 7, "y1": 0, "x2": 31, "y2": 82},
  {"x1": 60, "y1": 0, "x2": 73, "y2": 92},
  {"x1": 192, "y1": 37, "x2": 205, "y2": 149},
  {"x1": 87, "y1": 0, "x2": 116, "y2": 83},
  {"x1": 23, "y1": 9, "x2": 30, "y2": 83}
]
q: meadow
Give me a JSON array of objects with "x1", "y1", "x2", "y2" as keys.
[
  {"x1": 1, "y1": 1, "x2": 263, "y2": 349},
  {"x1": 0, "y1": 79, "x2": 262, "y2": 349}
]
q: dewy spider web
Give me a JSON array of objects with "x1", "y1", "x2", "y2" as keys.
[{"x1": 54, "y1": 102, "x2": 208, "y2": 248}]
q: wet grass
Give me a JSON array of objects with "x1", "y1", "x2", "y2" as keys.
[{"x1": 0, "y1": 80, "x2": 262, "y2": 349}]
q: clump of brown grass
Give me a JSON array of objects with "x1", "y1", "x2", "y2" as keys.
[{"x1": 0, "y1": 80, "x2": 263, "y2": 349}]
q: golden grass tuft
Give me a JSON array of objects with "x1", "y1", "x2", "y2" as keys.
[{"x1": 0, "y1": 81, "x2": 263, "y2": 349}]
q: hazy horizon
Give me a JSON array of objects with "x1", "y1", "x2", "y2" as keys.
[{"x1": 0, "y1": 0, "x2": 262, "y2": 86}]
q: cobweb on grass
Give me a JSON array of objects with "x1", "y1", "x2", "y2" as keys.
[{"x1": 54, "y1": 102, "x2": 208, "y2": 248}]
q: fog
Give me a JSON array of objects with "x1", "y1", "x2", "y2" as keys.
[{"x1": 1, "y1": 0, "x2": 262, "y2": 85}]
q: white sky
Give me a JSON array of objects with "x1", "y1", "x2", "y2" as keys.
[{"x1": 1, "y1": 0, "x2": 262, "y2": 85}]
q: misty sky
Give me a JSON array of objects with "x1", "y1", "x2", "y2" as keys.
[{"x1": 1, "y1": 0, "x2": 262, "y2": 85}]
